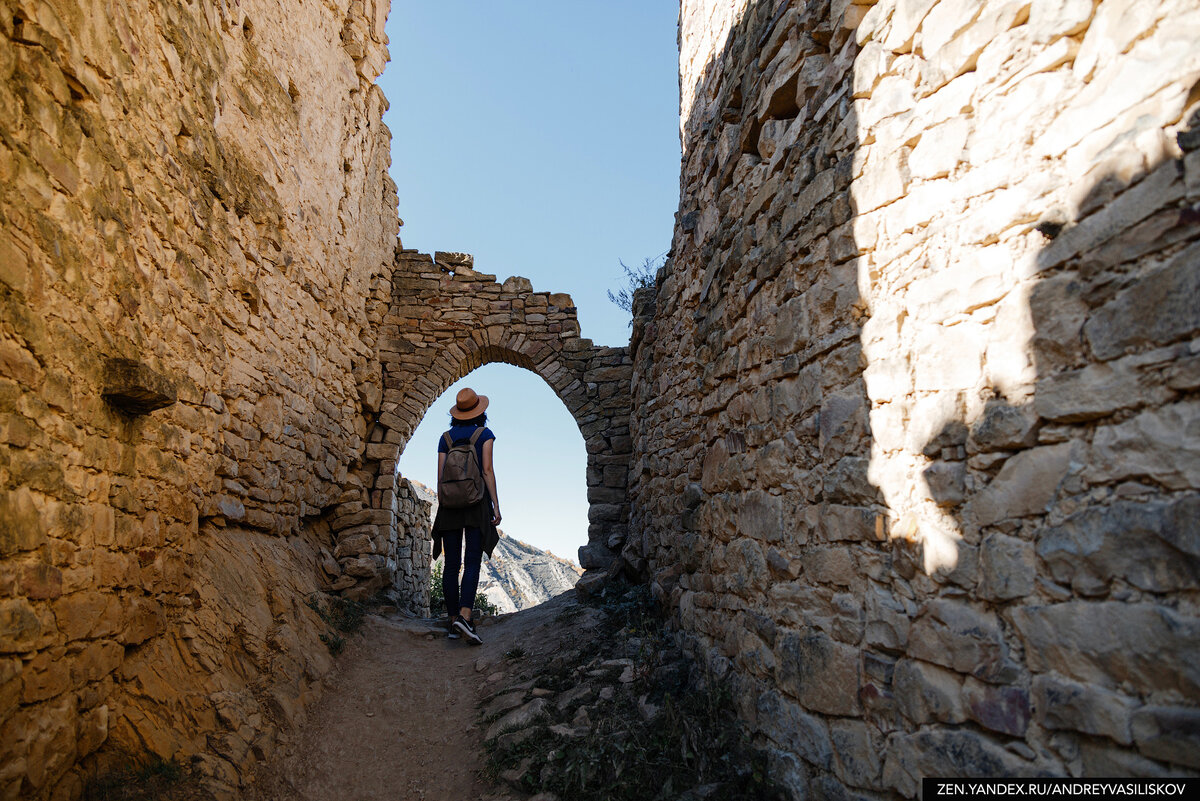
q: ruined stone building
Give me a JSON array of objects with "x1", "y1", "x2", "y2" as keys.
[{"x1": 0, "y1": 0, "x2": 1197, "y2": 798}]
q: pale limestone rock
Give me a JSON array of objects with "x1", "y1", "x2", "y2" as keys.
[
  {"x1": 882, "y1": 0, "x2": 940, "y2": 52},
  {"x1": 909, "y1": 116, "x2": 969, "y2": 180},
  {"x1": 1012, "y1": 603, "x2": 1200, "y2": 695},
  {"x1": 918, "y1": 0, "x2": 981, "y2": 56},
  {"x1": 1086, "y1": 401, "x2": 1200, "y2": 491},
  {"x1": 969, "y1": 443, "x2": 1072, "y2": 526},
  {"x1": 1028, "y1": 0, "x2": 1095, "y2": 42}
]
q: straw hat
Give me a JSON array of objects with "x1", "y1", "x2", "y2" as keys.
[{"x1": 450, "y1": 387, "x2": 489, "y2": 420}]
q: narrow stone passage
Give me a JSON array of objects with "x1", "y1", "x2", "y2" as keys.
[{"x1": 247, "y1": 600, "x2": 570, "y2": 801}]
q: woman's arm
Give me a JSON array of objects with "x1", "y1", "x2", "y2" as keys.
[
  {"x1": 482, "y1": 438, "x2": 501, "y2": 525},
  {"x1": 437, "y1": 452, "x2": 445, "y2": 485}
]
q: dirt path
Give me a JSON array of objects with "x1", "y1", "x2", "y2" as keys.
[{"x1": 250, "y1": 598, "x2": 573, "y2": 801}]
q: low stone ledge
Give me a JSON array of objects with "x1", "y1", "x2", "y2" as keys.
[{"x1": 101, "y1": 358, "x2": 177, "y2": 415}]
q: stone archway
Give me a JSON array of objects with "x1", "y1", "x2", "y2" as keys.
[{"x1": 331, "y1": 248, "x2": 633, "y2": 607}]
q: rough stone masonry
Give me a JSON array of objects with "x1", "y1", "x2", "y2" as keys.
[
  {"x1": 628, "y1": 0, "x2": 1200, "y2": 796},
  {"x1": 335, "y1": 247, "x2": 633, "y2": 610},
  {"x1": 0, "y1": 0, "x2": 400, "y2": 797},
  {"x1": 2, "y1": 0, "x2": 1199, "y2": 799},
  {"x1": 0, "y1": 1, "x2": 632, "y2": 797}
]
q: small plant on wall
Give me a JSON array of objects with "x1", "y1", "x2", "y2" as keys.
[{"x1": 607, "y1": 253, "x2": 664, "y2": 321}]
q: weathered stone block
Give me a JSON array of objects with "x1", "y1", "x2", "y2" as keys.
[
  {"x1": 968, "y1": 443, "x2": 1072, "y2": 527},
  {"x1": 977, "y1": 532, "x2": 1035, "y2": 601},
  {"x1": 577, "y1": 543, "x2": 616, "y2": 570},
  {"x1": 756, "y1": 689, "x2": 834, "y2": 770},
  {"x1": 101, "y1": 358, "x2": 177, "y2": 415},
  {"x1": 1035, "y1": 360, "x2": 1152, "y2": 423},
  {"x1": 830, "y1": 718, "x2": 883, "y2": 788},
  {"x1": 1086, "y1": 401, "x2": 1200, "y2": 491},
  {"x1": 776, "y1": 630, "x2": 860, "y2": 716},
  {"x1": 1037, "y1": 496, "x2": 1200, "y2": 594},
  {"x1": 864, "y1": 587, "x2": 910, "y2": 651},
  {"x1": 907, "y1": 599, "x2": 1018, "y2": 683},
  {"x1": 19, "y1": 563, "x2": 62, "y2": 601},
  {"x1": 819, "y1": 504, "x2": 883, "y2": 542},
  {"x1": 1084, "y1": 242, "x2": 1200, "y2": 360},
  {"x1": 0, "y1": 487, "x2": 45, "y2": 556},
  {"x1": 434, "y1": 251, "x2": 474, "y2": 268},
  {"x1": 735, "y1": 490, "x2": 782, "y2": 542},
  {"x1": 801, "y1": 546, "x2": 857, "y2": 588},
  {"x1": 883, "y1": 729, "x2": 1035, "y2": 798},
  {"x1": 969, "y1": 401, "x2": 1039, "y2": 452},
  {"x1": 1012, "y1": 603, "x2": 1200, "y2": 696},
  {"x1": 894, "y1": 658, "x2": 966, "y2": 725},
  {"x1": 824, "y1": 457, "x2": 876, "y2": 505},
  {"x1": 1131, "y1": 706, "x2": 1200, "y2": 770},
  {"x1": 923, "y1": 460, "x2": 966, "y2": 506},
  {"x1": 1032, "y1": 673, "x2": 1134, "y2": 744},
  {"x1": 963, "y1": 677, "x2": 1030, "y2": 737}
]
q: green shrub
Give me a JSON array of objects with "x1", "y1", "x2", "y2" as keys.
[
  {"x1": 475, "y1": 592, "x2": 500, "y2": 617},
  {"x1": 430, "y1": 559, "x2": 445, "y2": 612},
  {"x1": 431, "y1": 557, "x2": 500, "y2": 617}
]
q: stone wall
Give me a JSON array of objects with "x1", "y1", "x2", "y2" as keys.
[
  {"x1": 337, "y1": 248, "x2": 633, "y2": 603},
  {"x1": 0, "y1": 0, "x2": 396, "y2": 797},
  {"x1": 631, "y1": 0, "x2": 1200, "y2": 795}
]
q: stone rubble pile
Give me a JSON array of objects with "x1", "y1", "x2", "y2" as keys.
[
  {"x1": 474, "y1": 588, "x2": 781, "y2": 801},
  {"x1": 5, "y1": 0, "x2": 1200, "y2": 797}
]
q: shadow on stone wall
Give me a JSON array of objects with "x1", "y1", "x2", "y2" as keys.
[
  {"x1": 632, "y1": 0, "x2": 1200, "y2": 795},
  {"x1": 908, "y1": 109, "x2": 1200, "y2": 779},
  {"x1": 630, "y1": 0, "x2": 895, "y2": 792}
]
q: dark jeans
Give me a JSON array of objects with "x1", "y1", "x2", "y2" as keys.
[{"x1": 442, "y1": 526, "x2": 482, "y2": 618}]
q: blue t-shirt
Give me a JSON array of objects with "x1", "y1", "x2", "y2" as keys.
[{"x1": 437, "y1": 424, "x2": 495, "y2": 467}]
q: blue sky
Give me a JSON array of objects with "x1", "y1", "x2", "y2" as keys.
[{"x1": 382, "y1": 2, "x2": 681, "y2": 562}]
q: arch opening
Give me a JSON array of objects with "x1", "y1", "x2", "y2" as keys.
[
  {"x1": 399, "y1": 363, "x2": 589, "y2": 614},
  {"x1": 331, "y1": 249, "x2": 633, "y2": 611}
]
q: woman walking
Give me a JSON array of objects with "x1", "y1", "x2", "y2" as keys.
[{"x1": 432, "y1": 387, "x2": 501, "y2": 645}]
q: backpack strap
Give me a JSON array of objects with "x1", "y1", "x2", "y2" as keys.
[
  {"x1": 468, "y1": 427, "x2": 484, "y2": 445},
  {"x1": 442, "y1": 432, "x2": 454, "y2": 449}
]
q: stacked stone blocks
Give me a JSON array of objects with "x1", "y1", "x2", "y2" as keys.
[
  {"x1": 325, "y1": 248, "x2": 634, "y2": 606},
  {"x1": 0, "y1": 0, "x2": 396, "y2": 797},
  {"x1": 630, "y1": 0, "x2": 1200, "y2": 795}
]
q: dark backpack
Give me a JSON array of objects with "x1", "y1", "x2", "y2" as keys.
[{"x1": 439, "y1": 428, "x2": 486, "y2": 508}]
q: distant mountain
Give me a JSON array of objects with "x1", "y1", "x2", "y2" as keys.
[{"x1": 409, "y1": 480, "x2": 582, "y2": 612}]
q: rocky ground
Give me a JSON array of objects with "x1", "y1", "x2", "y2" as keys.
[
  {"x1": 474, "y1": 585, "x2": 786, "y2": 801},
  {"x1": 85, "y1": 584, "x2": 781, "y2": 801}
]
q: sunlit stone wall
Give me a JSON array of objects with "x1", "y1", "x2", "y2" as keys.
[
  {"x1": 630, "y1": 0, "x2": 1200, "y2": 794},
  {"x1": 0, "y1": 1, "x2": 396, "y2": 797}
]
